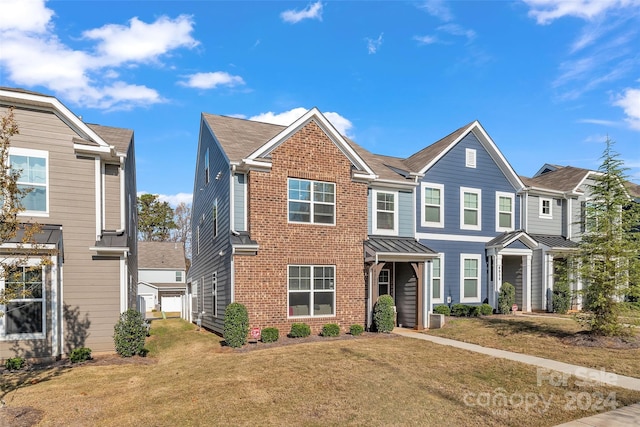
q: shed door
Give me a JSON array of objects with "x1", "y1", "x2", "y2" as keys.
[
  {"x1": 161, "y1": 296, "x2": 182, "y2": 312},
  {"x1": 141, "y1": 295, "x2": 155, "y2": 312}
]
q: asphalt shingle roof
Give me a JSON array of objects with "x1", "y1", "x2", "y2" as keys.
[
  {"x1": 87, "y1": 123, "x2": 133, "y2": 154},
  {"x1": 522, "y1": 166, "x2": 592, "y2": 193},
  {"x1": 403, "y1": 121, "x2": 475, "y2": 172},
  {"x1": 138, "y1": 241, "x2": 186, "y2": 270}
]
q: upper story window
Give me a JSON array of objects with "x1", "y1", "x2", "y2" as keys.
[
  {"x1": 176, "y1": 271, "x2": 183, "y2": 282},
  {"x1": 373, "y1": 190, "x2": 398, "y2": 235},
  {"x1": 288, "y1": 178, "x2": 335, "y2": 225},
  {"x1": 422, "y1": 183, "x2": 444, "y2": 228},
  {"x1": 9, "y1": 148, "x2": 48, "y2": 215},
  {"x1": 539, "y1": 197, "x2": 552, "y2": 218},
  {"x1": 465, "y1": 148, "x2": 476, "y2": 168},
  {"x1": 288, "y1": 265, "x2": 335, "y2": 317},
  {"x1": 1, "y1": 265, "x2": 44, "y2": 337},
  {"x1": 496, "y1": 192, "x2": 515, "y2": 232},
  {"x1": 211, "y1": 272, "x2": 218, "y2": 317},
  {"x1": 460, "y1": 187, "x2": 481, "y2": 231},
  {"x1": 204, "y1": 148, "x2": 210, "y2": 185},
  {"x1": 212, "y1": 199, "x2": 218, "y2": 238}
]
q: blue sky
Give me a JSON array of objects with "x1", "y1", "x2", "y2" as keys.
[{"x1": 1, "y1": 0, "x2": 638, "y2": 206}]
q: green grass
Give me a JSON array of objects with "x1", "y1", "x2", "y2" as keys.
[{"x1": 2, "y1": 318, "x2": 639, "y2": 426}]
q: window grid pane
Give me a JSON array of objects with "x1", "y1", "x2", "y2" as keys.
[
  {"x1": 289, "y1": 265, "x2": 334, "y2": 317},
  {"x1": 289, "y1": 179, "x2": 334, "y2": 224}
]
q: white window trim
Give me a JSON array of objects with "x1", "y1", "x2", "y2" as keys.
[
  {"x1": 372, "y1": 189, "x2": 399, "y2": 235},
  {"x1": 287, "y1": 265, "x2": 336, "y2": 318},
  {"x1": 421, "y1": 182, "x2": 444, "y2": 228},
  {"x1": 465, "y1": 148, "x2": 476, "y2": 168},
  {"x1": 212, "y1": 272, "x2": 218, "y2": 317},
  {"x1": 0, "y1": 259, "x2": 46, "y2": 340},
  {"x1": 287, "y1": 178, "x2": 336, "y2": 226},
  {"x1": 495, "y1": 191, "x2": 515, "y2": 232},
  {"x1": 460, "y1": 187, "x2": 482, "y2": 231},
  {"x1": 212, "y1": 198, "x2": 218, "y2": 238},
  {"x1": 204, "y1": 148, "x2": 210, "y2": 185},
  {"x1": 432, "y1": 253, "x2": 444, "y2": 303},
  {"x1": 9, "y1": 147, "x2": 49, "y2": 217},
  {"x1": 460, "y1": 253, "x2": 481, "y2": 303},
  {"x1": 378, "y1": 268, "x2": 392, "y2": 298},
  {"x1": 539, "y1": 197, "x2": 552, "y2": 219}
]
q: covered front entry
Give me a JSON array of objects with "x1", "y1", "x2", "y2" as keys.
[{"x1": 364, "y1": 236, "x2": 437, "y2": 330}]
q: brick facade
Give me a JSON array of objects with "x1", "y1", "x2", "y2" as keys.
[{"x1": 234, "y1": 120, "x2": 368, "y2": 334}]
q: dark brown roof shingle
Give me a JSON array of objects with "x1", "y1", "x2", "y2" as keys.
[{"x1": 138, "y1": 241, "x2": 186, "y2": 270}]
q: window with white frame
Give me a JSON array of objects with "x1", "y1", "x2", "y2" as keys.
[
  {"x1": 204, "y1": 148, "x2": 210, "y2": 185},
  {"x1": 378, "y1": 269, "x2": 391, "y2": 297},
  {"x1": 432, "y1": 255, "x2": 444, "y2": 302},
  {"x1": 460, "y1": 187, "x2": 481, "y2": 230},
  {"x1": 9, "y1": 148, "x2": 48, "y2": 215},
  {"x1": 1, "y1": 265, "x2": 45, "y2": 336},
  {"x1": 175, "y1": 271, "x2": 183, "y2": 282},
  {"x1": 211, "y1": 272, "x2": 217, "y2": 317},
  {"x1": 373, "y1": 190, "x2": 398, "y2": 235},
  {"x1": 288, "y1": 178, "x2": 335, "y2": 225},
  {"x1": 465, "y1": 148, "x2": 476, "y2": 168},
  {"x1": 496, "y1": 192, "x2": 515, "y2": 231},
  {"x1": 288, "y1": 265, "x2": 335, "y2": 317},
  {"x1": 539, "y1": 197, "x2": 552, "y2": 218},
  {"x1": 460, "y1": 254, "x2": 481, "y2": 303},
  {"x1": 422, "y1": 183, "x2": 444, "y2": 228}
]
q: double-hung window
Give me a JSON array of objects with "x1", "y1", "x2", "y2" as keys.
[
  {"x1": 422, "y1": 183, "x2": 444, "y2": 228},
  {"x1": 460, "y1": 187, "x2": 481, "y2": 230},
  {"x1": 1, "y1": 265, "x2": 44, "y2": 336},
  {"x1": 539, "y1": 198, "x2": 552, "y2": 218},
  {"x1": 288, "y1": 179, "x2": 335, "y2": 225},
  {"x1": 460, "y1": 254, "x2": 481, "y2": 303},
  {"x1": 9, "y1": 148, "x2": 48, "y2": 215},
  {"x1": 432, "y1": 255, "x2": 444, "y2": 302},
  {"x1": 373, "y1": 190, "x2": 398, "y2": 235},
  {"x1": 288, "y1": 265, "x2": 335, "y2": 317},
  {"x1": 496, "y1": 192, "x2": 515, "y2": 232}
]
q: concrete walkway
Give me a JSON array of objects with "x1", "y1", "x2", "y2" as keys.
[{"x1": 392, "y1": 329, "x2": 640, "y2": 426}]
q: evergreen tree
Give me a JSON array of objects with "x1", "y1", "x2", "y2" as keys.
[{"x1": 137, "y1": 194, "x2": 177, "y2": 241}]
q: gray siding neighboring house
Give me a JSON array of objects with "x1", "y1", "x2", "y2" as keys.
[{"x1": 0, "y1": 87, "x2": 137, "y2": 361}]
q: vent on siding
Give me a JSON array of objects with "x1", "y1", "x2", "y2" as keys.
[
  {"x1": 465, "y1": 148, "x2": 476, "y2": 168},
  {"x1": 76, "y1": 155, "x2": 95, "y2": 161},
  {"x1": 105, "y1": 164, "x2": 119, "y2": 176}
]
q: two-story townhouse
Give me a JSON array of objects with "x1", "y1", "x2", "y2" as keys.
[
  {"x1": 0, "y1": 87, "x2": 137, "y2": 362},
  {"x1": 406, "y1": 121, "x2": 527, "y2": 312},
  {"x1": 137, "y1": 241, "x2": 187, "y2": 316}
]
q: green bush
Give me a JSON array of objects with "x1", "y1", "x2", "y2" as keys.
[
  {"x1": 479, "y1": 303, "x2": 494, "y2": 316},
  {"x1": 433, "y1": 305, "x2": 451, "y2": 316},
  {"x1": 223, "y1": 302, "x2": 249, "y2": 348},
  {"x1": 69, "y1": 347, "x2": 92, "y2": 363},
  {"x1": 373, "y1": 294, "x2": 395, "y2": 333},
  {"x1": 261, "y1": 327, "x2": 279, "y2": 343},
  {"x1": 321, "y1": 323, "x2": 340, "y2": 337},
  {"x1": 289, "y1": 323, "x2": 311, "y2": 338},
  {"x1": 552, "y1": 282, "x2": 571, "y2": 315},
  {"x1": 350, "y1": 324, "x2": 364, "y2": 336},
  {"x1": 113, "y1": 309, "x2": 148, "y2": 357},
  {"x1": 4, "y1": 357, "x2": 25, "y2": 370},
  {"x1": 498, "y1": 282, "x2": 516, "y2": 314},
  {"x1": 451, "y1": 303, "x2": 469, "y2": 317}
]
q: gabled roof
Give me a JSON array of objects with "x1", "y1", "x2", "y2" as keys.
[
  {"x1": 345, "y1": 138, "x2": 415, "y2": 184},
  {"x1": 138, "y1": 241, "x2": 186, "y2": 270},
  {"x1": 522, "y1": 166, "x2": 593, "y2": 194},
  {"x1": 403, "y1": 120, "x2": 525, "y2": 190},
  {"x1": 87, "y1": 123, "x2": 133, "y2": 154},
  {"x1": 486, "y1": 230, "x2": 538, "y2": 250}
]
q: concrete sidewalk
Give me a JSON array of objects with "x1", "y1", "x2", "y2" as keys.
[{"x1": 392, "y1": 328, "x2": 640, "y2": 426}]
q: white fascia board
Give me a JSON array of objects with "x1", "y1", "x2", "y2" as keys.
[
  {"x1": 0, "y1": 242, "x2": 58, "y2": 251},
  {"x1": 487, "y1": 232, "x2": 538, "y2": 250},
  {"x1": 470, "y1": 125, "x2": 526, "y2": 191},
  {"x1": 0, "y1": 89, "x2": 110, "y2": 149},
  {"x1": 248, "y1": 107, "x2": 376, "y2": 177},
  {"x1": 89, "y1": 246, "x2": 130, "y2": 253},
  {"x1": 418, "y1": 122, "x2": 475, "y2": 175},
  {"x1": 239, "y1": 158, "x2": 272, "y2": 172},
  {"x1": 375, "y1": 252, "x2": 438, "y2": 263},
  {"x1": 370, "y1": 178, "x2": 418, "y2": 190}
]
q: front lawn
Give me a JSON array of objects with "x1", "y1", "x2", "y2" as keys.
[
  {"x1": 2, "y1": 318, "x2": 639, "y2": 426},
  {"x1": 427, "y1": 315, "x2": 640, "y2": 378}
]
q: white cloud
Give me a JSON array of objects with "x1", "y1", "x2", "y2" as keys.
[
  {"x1": 179, "y1": 72, "x2": 245, "y2": 89},
  {"x1": 366, "y1": 33, "x2": 384, "y2": 54},
  {"x1": 249, "y1": 108, "x2": 354, "y2": 138},
  {"x1": 157, "y1": 192, "x2": 193, "y2": 207},
  {"x1": 437, "y1": 24, "x2": 476, "y2": 42},
  {"x1": 281, "y1": 1, "x2": 323, "y2": 24},
  {"x1": 578, "y1": 119, "x2": 618, "y2": 126},
  {"x1": 0, "y1": 2, "x2": 198, "y2": 110},
  {"x1": 614, "y1": 88, "x2": 640, "y2": 130},
  {"x1": 82, "y1": 15, "x2": 198, "y2": 66},
  {"x1": 0, "y1": 0, "x2": 53, "y2": 33},
  {"x1": 417, "y1": 0, "x2": 453, "y2": 22},
  {"x1": 414, "y1": 35, "x2": 439, "y2": 45},
  {"x1": 523, "y1": 0, "x2": 640, "y2": 25}
]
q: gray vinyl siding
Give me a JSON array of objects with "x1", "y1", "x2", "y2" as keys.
[
  {"x1": 1, "y1": 106, "x2": 130, "y2": 356},
  {"x1": 189, "y1": 120, "x2": 232, "y2": 334},
  {"x1": 395, "y1": 263, "x2": 417, "y2": 328},
  {"x1": 526, "y1": 194, "x2": 563, "y2": 235},
  {"x1": 233, "y1": 173, "x2": 246, "y2": 232},
  {"x1": 531, "y1": 249, "x2": 543, "y2": 311},
  {"x1": 417, "y1": 132, "x2": 520, "y2": 237}
]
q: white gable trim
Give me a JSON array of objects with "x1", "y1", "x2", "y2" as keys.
[
  {"x1": 418, "y1": 121, "x2": 525, "y2": 191},
  {"x1": 246, "y1": 107, "x2": 377, "y2": 179},
  {"x1": 0, "y1": 89, "x2": 111, "y2": 149}
]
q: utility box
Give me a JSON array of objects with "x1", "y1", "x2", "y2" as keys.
[{"x1": 429, "y1": 313, "x2": 445, "y2": 329}]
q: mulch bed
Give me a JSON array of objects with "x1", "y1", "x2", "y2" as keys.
[{"x1": 562, "y1": 331, "x2": 640, "y2": 349}]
